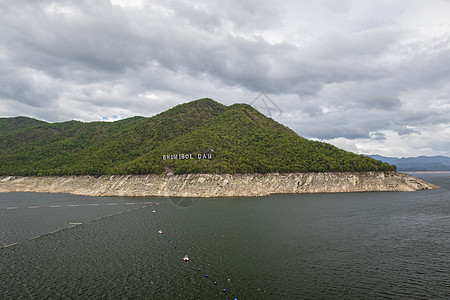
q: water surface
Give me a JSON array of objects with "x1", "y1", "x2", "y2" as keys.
[{"x1": 1, "y1": 173, "x2": 449, "y2": 299}]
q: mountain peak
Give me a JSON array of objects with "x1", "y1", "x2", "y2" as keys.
[{"x1": 177, "y1": 98, "x2": 225, "y2": 110}]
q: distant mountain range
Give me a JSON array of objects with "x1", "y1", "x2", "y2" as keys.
[
  {"x1": 0, "y1": 98, "x2": 396, "y2": 176},
  {"x1": 368, "y1": 155, "x2": 450, "y2": 171}
]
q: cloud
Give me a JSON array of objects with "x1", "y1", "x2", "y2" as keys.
[
  {"x1": 0, "y1": 0, "x2": 449, "y2": 156},
  {"x1": 370, "y1": 132, "x2": 387, "y2": 141}
]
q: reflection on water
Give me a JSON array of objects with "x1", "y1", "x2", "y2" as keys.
[{"x1": 1, "y1": 173, "x2": 449, "y2": 299}]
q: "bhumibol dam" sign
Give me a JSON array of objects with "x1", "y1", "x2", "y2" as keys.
[{"x1": 163, "y1": 153, "x2": 212, "y2": 160}]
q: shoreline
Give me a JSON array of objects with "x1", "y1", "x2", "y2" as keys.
[{"x1": 0, "y1": 172, "x2": 438, "y2": 197}]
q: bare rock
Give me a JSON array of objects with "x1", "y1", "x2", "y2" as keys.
[{"x1": 0, "y1": 172, "x2": 438, "y2": 197}]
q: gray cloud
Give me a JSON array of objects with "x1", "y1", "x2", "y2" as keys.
[
  {"x1": 0, "y1": 0, "x2": 449, "y2": 156},
  {"x1": 370, "y1": 132, "x2": 387, "y2": 141}
]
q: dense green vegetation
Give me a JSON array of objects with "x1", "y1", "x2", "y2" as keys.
[{"x1": 0, "y1": 98, "x2": 396, "y2": 176}]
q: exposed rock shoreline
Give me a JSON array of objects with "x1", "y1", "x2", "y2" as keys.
[{"x1": 0, "y1": 172, "x2": 438, "y2": 197}]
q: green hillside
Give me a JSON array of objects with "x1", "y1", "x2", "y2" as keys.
[{"x1": 0, "y1": 98, "x2": 395, "y2": 176}]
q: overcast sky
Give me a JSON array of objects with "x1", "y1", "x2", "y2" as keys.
[{"x1": 1, "y1": 0, "x2": 449, "y2": 157}]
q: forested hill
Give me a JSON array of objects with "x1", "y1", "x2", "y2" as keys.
[{"x1": 0, "y1": 98, "x2": 395, "y2": 176}]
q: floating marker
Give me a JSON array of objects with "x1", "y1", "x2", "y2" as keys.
[
  {"x1": 154, "y1": 204, "x2": 238, "y2": 299},
  {"x1": 2, "y1": 242, "x2": 18, "y2": 248}
]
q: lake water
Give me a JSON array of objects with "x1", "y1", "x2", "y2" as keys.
[{"x1": 1, "y1": 173, "x2": 449, "y2": 299}]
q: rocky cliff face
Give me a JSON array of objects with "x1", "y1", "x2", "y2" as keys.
[{"x1": 0, "y1": 172, "x2": 437, "y2": 197}]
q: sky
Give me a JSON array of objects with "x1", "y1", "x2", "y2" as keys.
[{"x1": 1, "y1": 0, "x2": 449, "y2": 158}]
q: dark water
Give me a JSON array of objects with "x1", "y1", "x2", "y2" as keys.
[{"x1": 1, "y1": 173, "x2": 449, "y2": 299}]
